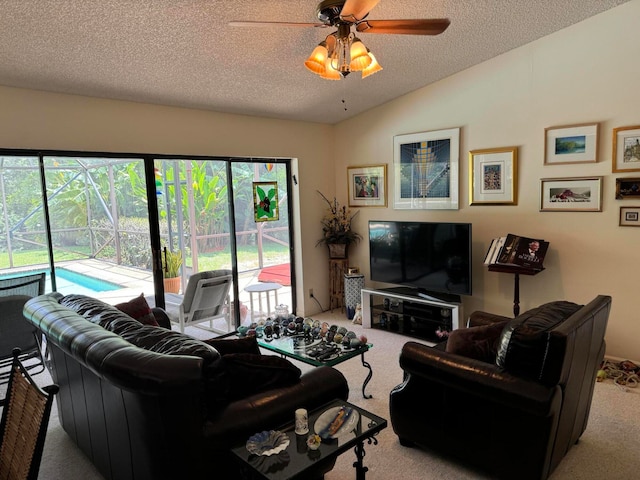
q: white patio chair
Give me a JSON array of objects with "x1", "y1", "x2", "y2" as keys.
[{"x1": 165, "y1": 270, "x2": 233, "y2": 333}]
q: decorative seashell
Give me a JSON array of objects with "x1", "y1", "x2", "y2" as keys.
[
  {"x1": 249, "y1": 450, "x2": 291, "y2": 473},
  {"x1": 246, "y1": 430, "x2": 290, "y2": 456},
  {"x1": 337, "y1": 326, "x2": 348, "y2": 336},
  {"x1": 350, "y1": 338, "x2": 363, "y2": 348},
  {"x1": 334, "y1": 333, "x2": 344, "y2": 344}
]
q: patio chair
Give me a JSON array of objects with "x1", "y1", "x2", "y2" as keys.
[
  {"x1": 0, "y1": 348, "x2": 59, "y2": 479},
  {"x1": 166, "y1": 270, "x2": 233, "y2": 333},
  {"x1": 0, "y1": 295, "x2": 47, "y2": 384},
  {"x1": 0, "y1": 272, "x2": 45, "y2": 298}
]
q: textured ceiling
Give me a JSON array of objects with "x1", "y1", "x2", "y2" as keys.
[{"x1": 0, "y1": 1, "x2": 631, "y2": 124}]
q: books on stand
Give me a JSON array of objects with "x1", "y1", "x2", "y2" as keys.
[
  {"x1": 483, "y1": 236, "x2": 506, "y2": 265},
  {"x1": 485, "y1": 234, "x2": 549, "y2": 270}
]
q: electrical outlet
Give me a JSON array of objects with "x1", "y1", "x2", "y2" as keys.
[{"x1": 309, "y1": 288, "x2": 314, "y2": 298}]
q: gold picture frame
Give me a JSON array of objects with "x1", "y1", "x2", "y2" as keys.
[
  {"x1": 612, "y1": 125, "x2": 640, "y2": 173},
  {"x1": 544, "y1": 123, "x2": 599, "y2": 165},
  {"x1": 347, "y1": 164, "x2": 388, "y2": 207},
  {"x1": 469, "y1": 146, "x2": 518, "y2": 205}
]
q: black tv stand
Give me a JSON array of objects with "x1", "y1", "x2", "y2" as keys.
[
  {"x1": 379, "y1": 287, "x2": 461, "y2": 305},
  {"x1": 361, "y1": 287, "x2": 463, "y2": 344}
]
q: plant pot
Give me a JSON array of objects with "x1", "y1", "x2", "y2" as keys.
[
  {"x1": 328, "y1": 243, "x2": 348, "y2": 259},
  {"x1": 163, "y1": 276, "x2": 181, "y2": 294}
]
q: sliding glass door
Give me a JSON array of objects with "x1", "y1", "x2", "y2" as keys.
[
  {"x1": 155, "y1": 158, "x2": 294, "y2": 332},
  {"x1": 0, "y1": 150, "x2": 295, "y2": 333}
]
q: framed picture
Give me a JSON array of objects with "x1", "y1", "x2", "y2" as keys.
[
  {"x1": 540, "y1": 176, "x2": 603, "y2": 212},
  {"x1": 347, "y1": 164, "x2": 387, "y2": 207},
  {"x1": 544, "y1": 123, "x2": 599, "y2": 165},
  {"x1": 615, "y1": 177, "x2": 640, "y2": 199},
  {"x1": 612, "y1": 125, "x2": 640, "y2": 173},
  {"x1": 253, "y1": 181, "x2": 279, "y2": 222},
  {"x1": 469, "y1": 146, "x2": 518, "y2": 205},
  {"x1": 619, "y1": 206, "x2": 640, "y2": 227},
  {"x1": 393, "y1": 128, "x2": 460, "y2": 210}
]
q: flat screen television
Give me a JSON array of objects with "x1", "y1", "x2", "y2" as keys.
[{"x1": 368, "y1": 220, "x2": 472, "y2": 302}]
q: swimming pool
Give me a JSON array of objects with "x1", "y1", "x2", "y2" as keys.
[
  {"x1": 0, "y1": 267, "x2": 121, "y2": 295},
  {"x1": 55, "y1": 268, "x2": 120, "y2": 292}
]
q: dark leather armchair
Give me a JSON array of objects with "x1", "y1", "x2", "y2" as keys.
[{"x1": 389, "y1": 295, "x2": 611, "y2": 480}]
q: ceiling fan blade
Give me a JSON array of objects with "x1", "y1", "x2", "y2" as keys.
[
  {"x1": 339, "y1": 0, "x2": 381, "y2": 23},
  {"x1": 229, "y1": 21, "x2": 327, "y2": 28},
  {"x1": 356, "y1": 18, "x2": 451, "y2": 35}
]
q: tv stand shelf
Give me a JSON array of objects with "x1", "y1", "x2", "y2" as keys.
[{"x1": 361, "y1": 287, "x2": 462, "y2": 344}]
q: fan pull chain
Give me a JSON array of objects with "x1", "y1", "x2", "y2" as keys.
[{"x1": 341, "y1": 79, "x2": 348, "y2": 112}]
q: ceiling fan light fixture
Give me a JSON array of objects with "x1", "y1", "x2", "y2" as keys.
[
  {"x1": 349, "y1": 37, "x2": 372, "y2": 71},
  {"x1": 320, "y1": 56, "x2": 342, "y2": 80},
  {"x1": 361, "y1": 51, "x2": 383, "y2": 78},
  {"x1": 304, "y1": 42, "x2": 329, "y2": 75}
]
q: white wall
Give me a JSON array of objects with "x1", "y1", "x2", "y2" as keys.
[
  {"x1": 334, "y1": 0, "x2": 640, "y2": 361},
  {"x1": 0, "y1": 86, "x2": 335, "y2": 316},
  {"x1": 0, "y1": 1, "x2": 637, "y2": 360}
]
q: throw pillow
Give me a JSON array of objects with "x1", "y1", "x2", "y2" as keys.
[
  {"x1": 446, "y1": 320, "x2": 509, "y2": 363},
  {"x1": 205, "y1": 353, "x2": 301, "y2": 404},
  {"x1": 496, "y1": 301, "x2": 583, "y2": 383},
  {"x1": 115, "y1": 293, "x2": 159, "y2": 327},
  {"x1": 202, "y1": 335, "x2": 261, "y2": 356}
]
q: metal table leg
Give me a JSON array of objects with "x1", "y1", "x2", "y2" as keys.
[
  {"x1": 352, "y1": 433, "x2": 379, "y2": 480},
  {"x1": 361, "y1": 351, "x2": 373, "y2": 399}
]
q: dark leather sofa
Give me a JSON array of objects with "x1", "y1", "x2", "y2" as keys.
[
  {"x1": 23, "y1": 293, "x2": 349, "y2": 480},
  {"x1": 389, "y1": 295, "x2": 611, "y2": 480}
]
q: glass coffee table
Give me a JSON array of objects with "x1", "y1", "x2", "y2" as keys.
[
  {"x1": 231, "y1": 399, "x2": 387, "y2": 480},
  {"x1": 255, "y1": 334, "x2": 373, "y2": 399}
]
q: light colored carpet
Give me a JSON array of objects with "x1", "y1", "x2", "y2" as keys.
[{"x1": 16, "y1": 310, "x2": 640, "y2": 479}]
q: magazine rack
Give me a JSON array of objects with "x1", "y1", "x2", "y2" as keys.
[{"x1": 488, "y1": 264, "x2": 544, "y2": 316}]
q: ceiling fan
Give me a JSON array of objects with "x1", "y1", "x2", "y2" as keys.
[{"x1": 230, "y1": 0, "x2": 450, "y2": 80}]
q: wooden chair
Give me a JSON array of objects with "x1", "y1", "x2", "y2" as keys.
[{"x1": 0, "y1": 348, "x2": 58, "y2": 480}]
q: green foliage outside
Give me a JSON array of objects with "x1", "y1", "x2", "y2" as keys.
[{"x1": 0, "y1": 156, "x2": 290, "y2": 274}]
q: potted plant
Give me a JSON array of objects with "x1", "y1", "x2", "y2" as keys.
[
  {"x1": 316, "y1": 191, "x2": 361, "y2": 258},
  {"x1": 162, "y1": 248, "x2": 183, "y2": 293}
]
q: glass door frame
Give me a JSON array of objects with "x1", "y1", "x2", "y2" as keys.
[{"x1": 0, "y1": 148, "x2": 296, "y2": 329}]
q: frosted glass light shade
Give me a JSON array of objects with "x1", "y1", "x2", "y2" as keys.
[
  {"x1": 320, "y1": 56, "x2": 341, "y2": 80},
  {"x1": 361, "y1": 52, "x2": 383, "y2": 78},
  {"x1": 304, "y1": 44, "x2": 328, "y2": 75},
  {"x1": 349, "y1": 38, "x2": 372, "y2": 71}
]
